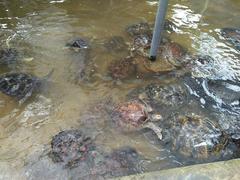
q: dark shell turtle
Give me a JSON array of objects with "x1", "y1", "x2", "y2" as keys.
[
  {"x1": 126, "y1": 20, "x2": 175, "y2": 37},
  {"x1": 0, "y1": 48, "x2": 18, "y2": 66},
  {"x1": 109, "y1": 56, "x2": 136, "y2": 80},
  {"x1": 213, "y1": 112, "x2": 240, "y2": 143},
  {"x1": 126, "y1": 22, "x2": 152, "y2": 37},
  {"x1": 93, "y1": 147, "x2": 143, "y2": 178},
  {"x1": 104, "y1": 36, "x2": 128, "y2": 52},
  {"x1": 49, "y1": 130, "x2": 94, "y2": 168},
  {"x1": 221, "y1": 28, "x2": 240, "y2": 50},
  {"x1": 185, "y1": 55, "x2": 218, "y2": 78},
  {"x1": 183, "y1": 76, "x2": 240, "y2": 114},
  {"x1": 111, "y1": 100, "x2": 162, "y2": 140},
  {"x1": 66, "y1": 38, "x2": 89, "y2": 50},
  {"x1": 0, "y1": 71, "x2": 52, "y2": 103},
  {"x1": 128, "y1": 82, "x2": 189, "y2": 118},
  {"x1": 162, "y1": 114, "x2": 228, "y2": 160}
]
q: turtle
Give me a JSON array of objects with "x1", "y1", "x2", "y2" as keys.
[
  {"x1": 126, "y1": 22, "x2": 152, "y2": 37},
  {"x1": 92, "y1": 146, "x2": 143, "y2": 178},
  {"x1": 183, "y1": 76, "x2": 240, "y2": 114},
  {"x1": 0, "y1": 70, "x2": 53, "y2": 103},
  {"x1": 128, "y1": 82, "x2": 189, "y2": 118},
  {"x1": 129, "y1": 35, "x2": 187, "y2": 74},
  {"x1": 162, "y1": 113, "x2": 229, "y2": 161},
  {"x1": 49, "y1": 130, "x2": 94, "y2": 168},
  {"x1": 0, "y1": 48, "x2": 19, "y2": 68},
  {"x1": 104, "y1": 36, "x2": 128, "y2": 52},
  {"x1": 108, "y1": 56, "x2": 137, "y2": 80},
  {"x1": 111, "y1": 100, "x2": 163, "y2": 140},
  {"x1": 221, "y1": 28, "x2": 240, "y2": 50},
  {"x1": 213, "y1": 112, "x2": 240, "y2": 143},
  {"x1": 126, "y1": 20, "x2": 175, "y2": 37},
  {"x1": 66, "y1": 38, "x2": 89, "y2": 50}
]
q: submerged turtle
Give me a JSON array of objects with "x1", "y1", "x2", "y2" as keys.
[
  {"x1": 0, "y1": 48, "x2": 18, "y2": 67},
  {"x1": 111, "y1": 100, "x2": 163, "y2": 140},
  {"x1": 162, "y1": 114, "x2": 228, "y2": 161},
  {"x1": 221, "y1": 28, "x2": 240, "y2": 50},
  {"x1": 0, "y1": 70, "x2": 53, "y2": 103},
  {"x1": 66, "y1": 38, "x2": 89, "y2": 50},
  {"x1": 183, "y1": 76, "x2": 240, "y2": 114},
  {"x1": 126, "y1": 22, "x2": 152, "y2": 37},
  {"x1": 49, "y1": 130, "x2": 94, "y2": 168},
  {"x1": 213, "y1": 112, "x2": 240, "y2": 143},
  {"x1": 104, "y1": 36, "x2": 128, "y2": 52},
  {"x1": 109, "y1": 56, "x2": 137, "y2": 80},
  {"x1": 126, "y1": 20, "x2": 175, "y2": 37},
  {"x1": 92, "y1": 147, "x2": 143, "y2": 178},
  {"x1": 128, "y1": 82, "x2": 189, "y2": 118}
]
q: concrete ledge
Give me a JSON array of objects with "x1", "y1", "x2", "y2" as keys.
[{"x1": 117, "y1": 159, "x2": 240, "y2": 180}]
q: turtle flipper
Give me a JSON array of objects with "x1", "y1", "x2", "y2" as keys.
[{"x1": 143, "y1": 122, "x2": 162, "y2": 140}]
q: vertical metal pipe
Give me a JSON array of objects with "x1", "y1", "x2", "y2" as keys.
[{"x1": 149, "y1": 0, "x2": 169, "y2": 61}]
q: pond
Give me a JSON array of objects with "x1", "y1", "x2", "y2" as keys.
[{"x1": 0, "y1": 0, "x2": 239, "y2": 179}]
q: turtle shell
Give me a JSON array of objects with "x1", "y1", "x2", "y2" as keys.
[
  {"x1": 66, "y1": 38, "x2": 89, "y2": 49},
  {"x1": 111, "y1": 101, "x2": 148, "y2": 132},
  {"x1": 104, "y1": 36, "x2": 128, "y2": 52},
  {"x1": 0, "y1": 72, "x2": 41, "y2": 100},
  {"x1": 108, "y1": 56, "x2": 136, "y2": 80},
  {"x1": 49, "y1": 130, "x2": 93, "y2": 168},
  {"x1": 100, "y1": 147, "x2": 142, "y2": 178},
  {"x1": 126, "y1": 20, "x2": 175, "y2": 37},
  {"x1": 163, "y1": 114, "x2": 228, "y2": 160},
  {"x1": 183, "y1": 76, "x2": 240, "y2": 114},
  {"x1": 128, "y1": 83, "x2": 189, "y2": 118},
  {"x1": 221, "y1": 28, "x2": 240, "y2": 50},
  {"x1": 0, "y1": 48, "x2": 18, "y2": 66},
  {"x1": 126, "y1": 22, "x2": 152, "y2": 37}
]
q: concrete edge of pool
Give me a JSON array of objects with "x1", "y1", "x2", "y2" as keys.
[{"x1": 115, "y1": 158, "x2": 240, "y2": 180}]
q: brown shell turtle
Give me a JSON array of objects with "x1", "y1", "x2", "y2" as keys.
[
  {"x1": 108, "y1": 56, "x2": 136, "y2": 80},
  {"x1": 128, "y1": 82, "x2": 189, "y2": 119},
  {"x1": 111, "y1": 100, "x2": 163, "y2": 140},
  {"x1": 49, "y1": 130, "x2": 94, "y2": 168},
  {"x1": 162, "y1": 114, "x2": 228, "y2": 160},
  {"x1": 126, "y1": 20, "x2": 175, "y2": 37},
  {"x1": 104, "y1": 36, "x2": 128, "y2": 52},
  {"x1": 90, "y1": 147, "x2": 143, "y2": 178}
]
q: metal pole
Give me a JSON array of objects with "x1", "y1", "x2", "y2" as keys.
[{"x1": 149, "y1": 0, "x2": 169, "y2": 61}]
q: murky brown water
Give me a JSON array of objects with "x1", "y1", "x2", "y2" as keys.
[{"x1": 0, "y1": 0, "x2": 240, "y2": 179}]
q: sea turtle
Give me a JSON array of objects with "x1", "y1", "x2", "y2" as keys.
[
  {"x1": 0, "y1": 48, "x2": 18, "y2": 67},
  {"x1": 66, "y1": 38, "x2": 89, "y2": 50},
  {"x1": 126, "y1": 20, "x2": 175, "y2": 37},
  {"x1": 104, "y1": 36, "x2": 128, "y2": 52},
  {"x1": 111, "y1": 100, "x2": 163, "y2": 140},
  {"x1": 213, "y1": 112, "x2": 240, "y2": 144},
  {"x1": 90, "y1": 146, "x2": 143, "y2": 178},
  {"x1": 108, "y1": 56, "x2": 137, "y2": 80},
  {"x1": 162, "y1": 113, "x2": 228, "y2": 161},
  {"x1": 65, "y1": 38, "x2": 94, "y2": 84},
  {"x1": 49, "y1": 130, "x2": 94, "y2": 168},
  {"x1": 129, "y1": 35, "x2": 187, "y2": 74},
  {"x1": 0, "y1": 70, "x2": 53, "y2": 103},
  {"x1": 221, "y1": 28, "x2": 240, "y2": 50},
  {"x1": 183, "y1": 76, "x2": 240, "y2": 114},
  {"x1": 128, "y1": 82, "x2": 189, "y2": 118},
  {"x1": 126, "y1": 22, "x2": 152, "y2": 37}
]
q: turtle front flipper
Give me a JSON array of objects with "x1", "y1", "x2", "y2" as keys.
[{"x1": 143, "y1": 122, "x2": 162, "y2": 140}]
